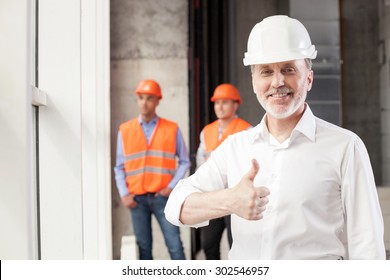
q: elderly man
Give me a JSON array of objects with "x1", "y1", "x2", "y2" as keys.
[{"x1": 165, "y1": 15, "x2": 385, "y2": 260}]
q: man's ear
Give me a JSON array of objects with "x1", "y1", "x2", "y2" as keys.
[
  {"x1": 252, "y1": 77, "x2": 258, "y2": 95},
  {"x1": 251, "y1": 66, "x2": 259, "y2": 95},
  {"x1": 234, "y1": 102, "x2": 239, "y2": 112},
  {"x1": 307, "y1": 70, "x2": 314, "y2": 92}
]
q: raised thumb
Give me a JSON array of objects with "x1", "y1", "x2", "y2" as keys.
[{"x1": 246, "y1": 159, "x2": 259, "y2": 181}]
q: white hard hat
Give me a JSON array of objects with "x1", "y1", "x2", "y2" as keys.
[{"x1": 243, "y1": 15, "x2": 317, "y2": 66}]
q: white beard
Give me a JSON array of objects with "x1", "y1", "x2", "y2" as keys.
[{"x1": 257, "y1": 90, "x2": 307, "y2": 120}]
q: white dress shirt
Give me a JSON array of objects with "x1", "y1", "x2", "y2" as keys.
[{"x1": 165, "y1": 105, "x2": 385, "y2": 260}]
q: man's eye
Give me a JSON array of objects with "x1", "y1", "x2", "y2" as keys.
[
  {"x1": 283, "y1": 67, "x2": 295, "y2": 73},
  {"x1": 260, "y1": 70, "x2": 272, "y2": 75}
]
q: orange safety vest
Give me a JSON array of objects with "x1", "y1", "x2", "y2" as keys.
[
  {"x1": 203, "y1": 118, "x2": 251, "y2": 158},
  {"x1": 120, "y1": 118, "x2": 177, "y2": 195}
]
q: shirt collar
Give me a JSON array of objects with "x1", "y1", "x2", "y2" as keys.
[
  {"x1": 250, "y1": 115, "x2": 269, "y2": 144},
  {"x1": 250, "y1": 103, "x2": 316, "y2": 144},
  {"x1": 138, "y1": 115, "x2": 159, "y2": 126},
  {"x1": 292, "y1": 104, "x2": 316, "y2": 142}
]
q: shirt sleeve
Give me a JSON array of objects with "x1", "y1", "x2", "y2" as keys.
[
  {"x1": 113, "y1": 130, "x2": 130, "y2": 197},
  {"x1": 165, "y1": 136, "x2": 229, "y2": 227},
  {"x1": 342, "y1": 137, "x2": 386, "y2": 259},
  {"x1": 195, "y1": 130, "x2": 206, "y2": 169},
  {"x1": 168, "y1": 128, "x2": 191, "y2": 189}
]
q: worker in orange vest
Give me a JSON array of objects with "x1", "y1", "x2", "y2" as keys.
[
  {"x1": 114, "y1": 79, "x2": 191, "y2": 260},
  {"x1": 196, "y1": 83, "x2": 251, "y2": 259}
]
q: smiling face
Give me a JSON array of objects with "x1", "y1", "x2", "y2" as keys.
[{"x1": 252, "y1": 59, "x2": 313, "y2": 120}]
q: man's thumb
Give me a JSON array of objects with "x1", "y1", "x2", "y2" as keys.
[{"x1": 247, "y1": 159, "x2": 259, "y2": 181}]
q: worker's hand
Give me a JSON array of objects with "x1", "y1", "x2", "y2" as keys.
[
  {"x1": 157, "y1": 186, "x2": 172, "y2": 197},
  {"x1": 121, "y1": 193, "x2": 138, "y2": 209},
  {"x1": 230, "y1": 159, "x2": 270, "y2": 220}
]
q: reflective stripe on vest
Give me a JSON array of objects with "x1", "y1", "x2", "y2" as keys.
[
  {"x1": 126, "y1": 166, "x2": 176, "y2": 176},
  {"x1": 120, "y1": 118, "x2": 177, "y2": 195},
  {"x1": 204, "y1": 118, "x2": 251, "y2": 158},
  {"x1": 125, "y1": 150, "x2": 176, "y2": 161}
]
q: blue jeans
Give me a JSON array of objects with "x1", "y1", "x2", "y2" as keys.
[{"x1": 130, "y1": 193, "x2": 185, "y2": 260}]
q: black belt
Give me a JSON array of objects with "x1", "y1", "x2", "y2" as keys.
[{"x1": 137, "y1": 192, "x2": 157, "y2": 196}]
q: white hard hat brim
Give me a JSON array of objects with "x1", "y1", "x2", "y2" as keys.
[{"x1": 243, "y1": 46, "x2": 317, "y2": 66}]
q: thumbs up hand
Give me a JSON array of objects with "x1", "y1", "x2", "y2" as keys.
[{"x1": 230, "y1": 159, "x2": 270, "y2": 220}]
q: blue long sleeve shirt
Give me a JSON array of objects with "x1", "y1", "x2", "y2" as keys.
[{"x1": 114, "y1": 115, "x2": 191, "y2": 197}]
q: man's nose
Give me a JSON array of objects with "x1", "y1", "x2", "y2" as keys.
[{"x1": 271, "y1": 72, "x2": 285, "y2": 88}]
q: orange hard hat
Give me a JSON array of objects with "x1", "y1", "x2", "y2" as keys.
[
  {"x1": 210, "y1": 83, "x2": 242, "y2": 104},
  {"x1": 135, "y1": 79, "x2": 162, "y2": 99}
]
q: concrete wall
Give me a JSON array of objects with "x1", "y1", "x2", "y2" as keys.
[
  {"x1": 110, "y1": 0, "x2": 190, "y2": 259},
  {"x1": 379, "y1": 0, "x2": 390, "y2": 185},
  {"x1": 341, "y1": 0, "x2": 383, "y2": 184}
]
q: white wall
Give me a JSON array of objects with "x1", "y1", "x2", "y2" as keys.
[
  {"x1": 0, "y1": 0, "x2": 36, "y2": 259},
  {"x1": 80, "y1": 0, "x2": 112, "y2": 259},
  {"x1": 0, "y1": 0, "x2": 111, "y2": 259},
  {"x1": 38, "y1": 0, "x2": 84, "y2": 259}
]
